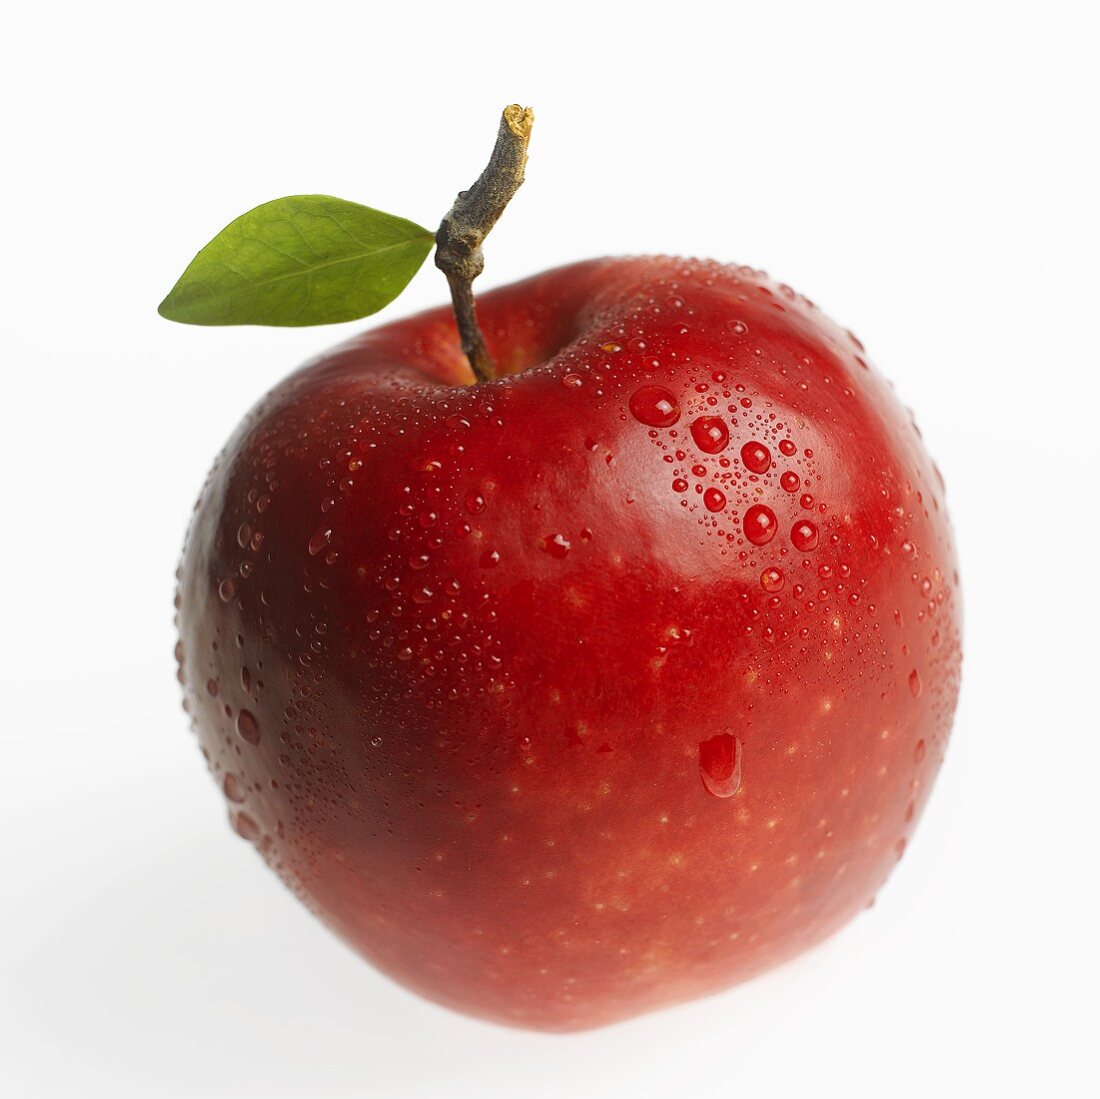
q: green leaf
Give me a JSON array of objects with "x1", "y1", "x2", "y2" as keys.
[{"x1": 158, "y1": 196, "x2": 435, "y2": 326}]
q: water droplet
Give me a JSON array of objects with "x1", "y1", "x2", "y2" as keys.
[
  {"x1": 541, "y1": 534, "x2": 571, "y2": 558},
  {"x1": 236, "y1": 523, "x2": 252, "y2": 548},
  {"x1": 914, "y1": 738, "x2": 927, "y2": 762},
  {"x1": 479, "y1": 549, "x2": 501, "y2": 568},
  {"x1": 780, "y1": 471, "x2": 800, "y2": 492},
  {"x1": 740, "y1": 442, "x2": 771, "y2": 474},
  {"x1": 704, "y1": 487, "x2": 727, "y2": 513},
  {"x1": 743, "y1": 504, "x2": 777, "y2": 545},
  {"x1": 232, "y1": 811, "x2": 261, "y2": 843},
  {"x1": 218, "y1": 578, "x2": 236, "y2": 602},
  {"x1": 791, "y1": 520, "x2": 819, "y2": 551},
  {"x1": 699, "y1": 732, "x2": 743, "y2": 798},
  {"x1": 465, "y1": 491, "x2": 486, "y2": 514},
  {"x1": 672, "y1": 478, "x2": 689, "y2": 493},
  {"x1": 908, "y1": 669, "x2": 922, "y2": 697},
  {"x1": 761, "y1": 567, "x2": 784, "y2": 592},
  {"x1": 308, "y1": 527, "x2": 332, "y2": 556},
  {"x1": 690, "y1": 416, "x2": 729, "y2": 454},
  {"x1": 236, "y1": 709, "x2": 261, "y2": 745},
  {"x1": 601, "y1": 342, "x2": 623, "y2": 353},
  {"x1": 629, "y1": 386, "x2": 680, "y2": 427},
  {"x1": 779, "y1": 439, "x2": 797, "y2": 457},
  {"x1": 561, "y1": 373, "x2": 583, "y2": 389},
  {"x1": 223, "y1": 773, "x2": 247, "y2": 803},
  {"x1": 728, "y1": 320, "x2": 748, "y2": 335}
]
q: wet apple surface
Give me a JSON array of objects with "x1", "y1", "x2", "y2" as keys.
[{"x1": 176, "y1": 256, "x2": 961, "y2": 1030}]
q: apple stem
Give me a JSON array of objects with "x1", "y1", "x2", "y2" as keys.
[{"x1": 435, "y1": 105, "x2": 534, "y2": 383}]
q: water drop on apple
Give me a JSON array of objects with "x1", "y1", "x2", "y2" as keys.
[
  {"x1": 791, "y1": 519, "x2": 819, "y2": 551},
  {"x1": 743, "y1": 504, "x2": 777, "y2": 545},
  {"x1": 699, "y1": 732, "x2": 743, "y2": 798},
  {"x1": 740, "y1": 441, "x2": 771, "y2": 474},
  {"x1": 236, "y1": 709, "x2": 261, "y2": 745},
  {"x1": 690, "y1": 416, "x2": 729, "y2": 453},
  {"x1": 629, "y1": 386, "x2": 680, "y2": 427}
]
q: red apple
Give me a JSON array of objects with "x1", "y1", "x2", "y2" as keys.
[{"x1": 176, "y1": 256, "x2": 961, "y2": 1031}]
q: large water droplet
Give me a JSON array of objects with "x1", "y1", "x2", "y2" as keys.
[
  {"x1": 699, "y1": 733, "x2": 743, "y2": 798},
  {"x1": 780, "y1": 471, "x2": 800, "y2": 492},
  {"x1": 232, "y1": 811, "x2": 261, "y2": 843},
  {"x1": 791, "y1": 520, "x2": 819, "y2": 551},
  {"x1": 629, "y1": 386, "x2": 680, "y2": 427},
  {"x1": 541, "y1": 533, "x2": 571, "y2": 558},
  {"x1": 236, "y1": 709, "x2": 261, "y2": 745},
  {"x1": 761, "y1": 567, "x2": 784, "y2": 592},
  {"x1": 704, "y1": 487, "x2": 727, "y2": 513},
  {"x1": 223, "y1": 773, "x2": 247, "y2": 803},
  {"x1": 743, "y1": 504, "x2": 777, "y2": 545},
  {"x1": 740, "y1": 442, "x2": 771, "y2": 474},
  {"x1": 308, "y1": 527, "x2": 333, "y2": 556},
  {"x1": 690, "y1": 416, "x2": 729, "y2": 454}
]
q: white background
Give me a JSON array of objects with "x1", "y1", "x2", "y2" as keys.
[{"x1": 2, "y1": 2, "x2": 1097, "y2": 1096}]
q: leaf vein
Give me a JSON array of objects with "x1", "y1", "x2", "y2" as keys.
[{"x1": 180, "y1": 235, "x2": 432, "y2": 306}]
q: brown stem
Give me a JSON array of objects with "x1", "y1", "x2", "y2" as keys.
[{"x1": 435, "y1": 105, "x2": 534, "y2": 383}]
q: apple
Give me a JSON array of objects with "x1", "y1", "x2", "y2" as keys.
[{"x1": 175, "y1": 255, "x2": 961, "y2": 1030}]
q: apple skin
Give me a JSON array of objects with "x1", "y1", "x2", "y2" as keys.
[{"x1": 176, "y1": 256, "x2": 961, "y2": 1031}]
